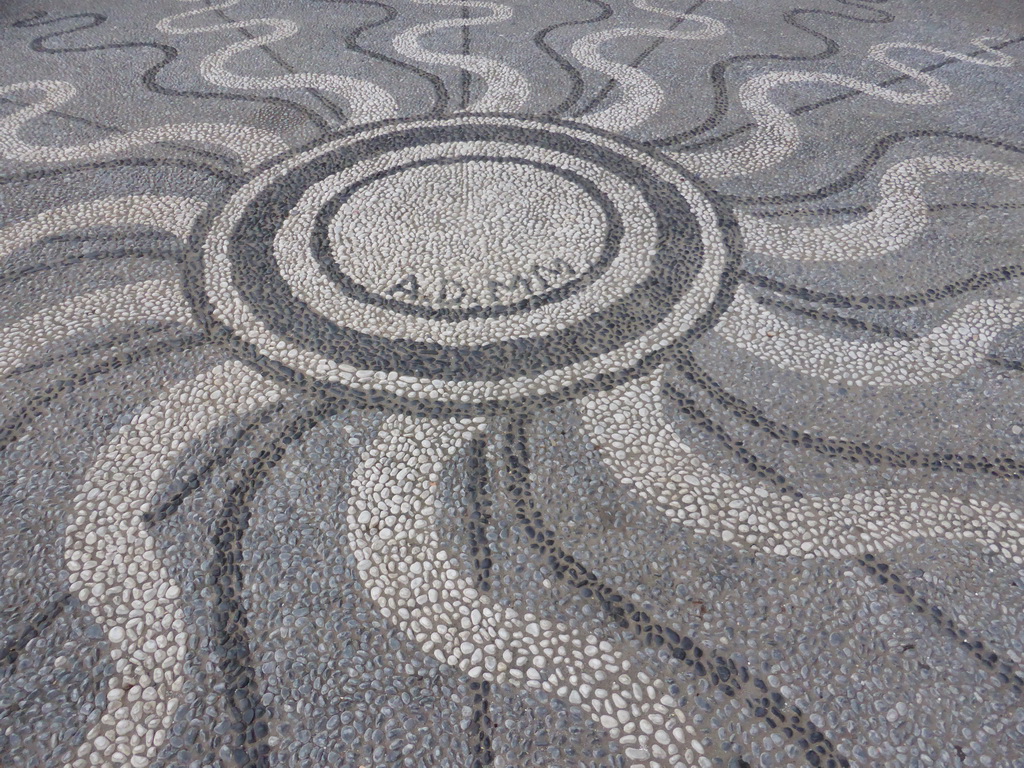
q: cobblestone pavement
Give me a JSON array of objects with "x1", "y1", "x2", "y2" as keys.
[{"x1": 1, "y1": 1, "x2": 1023, "y2": 766}]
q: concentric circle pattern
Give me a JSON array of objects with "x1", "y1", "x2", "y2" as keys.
[{"x1": 199, "y1": 116, "x2": 734, "y2": 404}]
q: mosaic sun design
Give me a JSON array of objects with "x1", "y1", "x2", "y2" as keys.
[{"x1": 2, "y1": 0, "x2": 1023, "y2": 766}]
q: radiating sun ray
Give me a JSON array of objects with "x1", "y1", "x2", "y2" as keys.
[
  {"x1": 64, "y1": 361, "x2": 287, "y2": 768},
  {"x1": 713, "y1": 287, "x2": 1024, "y2": 386},
  {"x1": 581, "y1": 369, "x2": 1023, "y2": 561},
  {"x1": 0, "y1": 81, "x2": 288, "y2": 168},
  {"x1": 738, "y1": 155, "x2": 1024, "y2": 261}
]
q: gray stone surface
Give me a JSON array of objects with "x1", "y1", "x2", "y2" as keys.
[{"x1": 0, "y1": 1, "x2": 1022, "y2": 766}]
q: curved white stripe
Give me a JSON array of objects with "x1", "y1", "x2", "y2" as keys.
[
  {"x1": 581, "y1": 371, "x2": 1023, "y2": 562},
  {"x1": 713, "y1": 288, "x2": 1024, "y2": 387},
  {"x1": 675, "y1": 38, "x2": 1013, "y2": 178},
  {"x1": 0, "y1": 280, "x2": 193, "y2": 378},
  {"x1": 739, "y1": 156, "x2": 1024, "y2": 261},
  {"x1": 572, "y1": 16, "x2": 726, "y2": 132},
  {"x1": 347, "y1": 414, "x2": 704, "y2": 767},
  {"x1": 157, "y1": 2, "x2": 397, "y2": 124},
  {"x1": 392, "y1": 1, "x2": 529, "y2": 112},
  {"x1": 0, "y1": 81, "x2": 287, "y2": 169},
  {"x1": 0, "y1": 195, "x2": 206, "y2": 262},
  {"x1": 64, "y1": 362, "x2": 287, "y2": 768}
]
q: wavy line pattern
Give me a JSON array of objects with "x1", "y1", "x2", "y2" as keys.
[
  {"x1": 0, "y1": 80, "x2": 288, "y2": 168},
  {"x1": 533, "y1": 0, "x2": 612, "y2": 117},
  {"x1": 157, "y1": 0, "x2": 398, "y2": 124},
  {"x1": 573, "y1": 0, "x2": 708, "y2": 118},
  {"x1": 644, "y1": 1, "x2": 896, "y2": 147},
  {"x1": 0, "y1": 195, "x2": 204, "y2": 261},
  {"x1": 725, "y1": 129, "x2": 1024, "y2": 206},
  {"x1": 713, "y1": 287, "x2": 1024, "y2": 386},
  {"x1": 673, "y1": 38, "x2": 1013, "y2": 177},
  {"x1": 739, "y1": 155, "x2": 1024, "y2": 260},
  {"x1": 347, "y1": 413, "x2": 705, "y2": 768},
  {"x1": 210, "y1": 402, "x2": 330, "y2": 768},
  {"x1": 14, "y1": 11, "x2": 334, "y2": 134},
  {"x1": 669, "y1": 358, "x2": 1024, "y2": 480},
  {"x1": 333, "y1": 0, "x2": 450, "y2": 117},
  {"x1": 753, "y1": 295, "x2": 1024, "y2": 373},
  {"x1": 64, "y1": 362, "x2": 287, "y2": 768},
  {"x1": 0, "y1": 1, "x2": 1021, "y2": 764},
  {"x1": 0, "y1": 331, "x2": 206, "y2": 456},
  {"x1": 571, "y1": 11, "x2": 727, "y2": 132},
  {"x1": 391, "y1": 0, "x2": 529, "y2": 112},
  {"x1": 505, "y1": 413, "x2": 850, "y2": 767},
  {"x1": 741, "y1": 263, "x2": 1024, "y2": 310}
]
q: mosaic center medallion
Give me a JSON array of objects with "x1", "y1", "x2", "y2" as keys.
[
  {"x1": 198, "y1": 115, "x2": 736, "y2": 404},
  {"x1": 6, "y1": 2, "x2": 1024, "y2": 766}
]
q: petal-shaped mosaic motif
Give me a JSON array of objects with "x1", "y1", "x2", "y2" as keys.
[{"x1": 1, "y1": 1, "x2": 1023, "y2": 766}]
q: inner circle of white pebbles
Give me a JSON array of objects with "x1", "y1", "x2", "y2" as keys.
[{"x1": 328, "y1": 158, "x2": 605, "y2": 309}]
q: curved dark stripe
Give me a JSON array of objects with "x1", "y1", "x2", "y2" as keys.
[
  {"x1": 535, "y1": 0, "x2": 612, "y2": 118},
  {"x1": 784, "y1": 34, "x2": 1024, "y2": 117},
  {"x1": 6, "y1": 14, "x2": 124, "y2": 136},
  {"x1": 689, "y1": 33, "x2": 1024, "y2": 164},
  {"x1": 143, "y1": 402, "x2": 288, "y2": 527},
  {"x1": 12, "y1": 14, "x2": 270, "y2": 167},
  {"x1": 1, "y1": 593, "x2": 71, "y2": 676},
  {"x1": 859, "y1": 556, "x2": 1024, "y2": 697},
  {"x1": 17, "y1": 11, "x2": 333, "y2": 135},
  {"x1": 466, "y1": 435, "x2": 493, "y2": 592},
  {"x1": 330, "y1": 0, "x2": 449, "y2": 117},
  {"x1": 663, "y1": 383, "x2": 802, "y2": 496},
  {"x1": 3, "y1": 322, "x2": 189, "y2": 380},
  {"x1": 987, "y1": 355, "x2": 1024, "y2": 372},
  {"x1": 740, "y1": 264, "x2": 1024, "y2": 310},
  {"x1": 161, "y1": 143, "x2": 241, "y2": 170},
  {"x1": 0, "y1": 157, "x2": 243, "y2": 187},
  {"x1": 506, "y1": 414, "x2": 849, "y2": 768},
  {"x1": 920, "y1": 201, "x2": 1024, "y2": 214},
  {"x1": 0, "y1": 93, "x2": 235, "y2": 171},
  {"x1": 671, "y1": 31, "x2": 1022, "y2": 154},
  {"x1": 574, "y1": 0, "x2": 705, "y2": 118},
  {"x1": 207, "y1": 5, "x2": 348, "y2": 126},
  {"x1": 467, "y1": 679, "x2": 494, "y2": 768},
  {"x1": 0, "y1": 243, "x2": 182, "y2": 288},
  {"x1": 460, "y1": 3, "x2": 472, "y2": 110},
  {"x1": 671, "y1": 352, "x2": 1024, "y2": 480},
  {"x1": 723, "y1": 130, "x2": 1024, "y2": 207},
  {"x1": 641, "y1": 2, "x2": 894, "y2": 148},
  {"x1": 210, "y1": 398, "x2": 335, "y2": 768},
  {"x1": 752, "y1": 292, "x2": 1023, "y2": 376},
  {"x1": 0, "y1": 331, "x2": 206, "y2": 454},
  {"x1": 743, "y1": 201, "x2": 1024, "y2": 219},
  {"x1": 755, "y1": 294, "x2": 915, "y2": 340},
  {"x1": 465, "y1": 434, "x2": 495, "y2": 765},
  {"x1": 0, "y1": 93, "x2": 114, "y2": 136}
]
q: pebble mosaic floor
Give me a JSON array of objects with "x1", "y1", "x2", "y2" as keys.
[{"x1": 1, "y1": 0, "x2": 1023, "y2": 766}]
